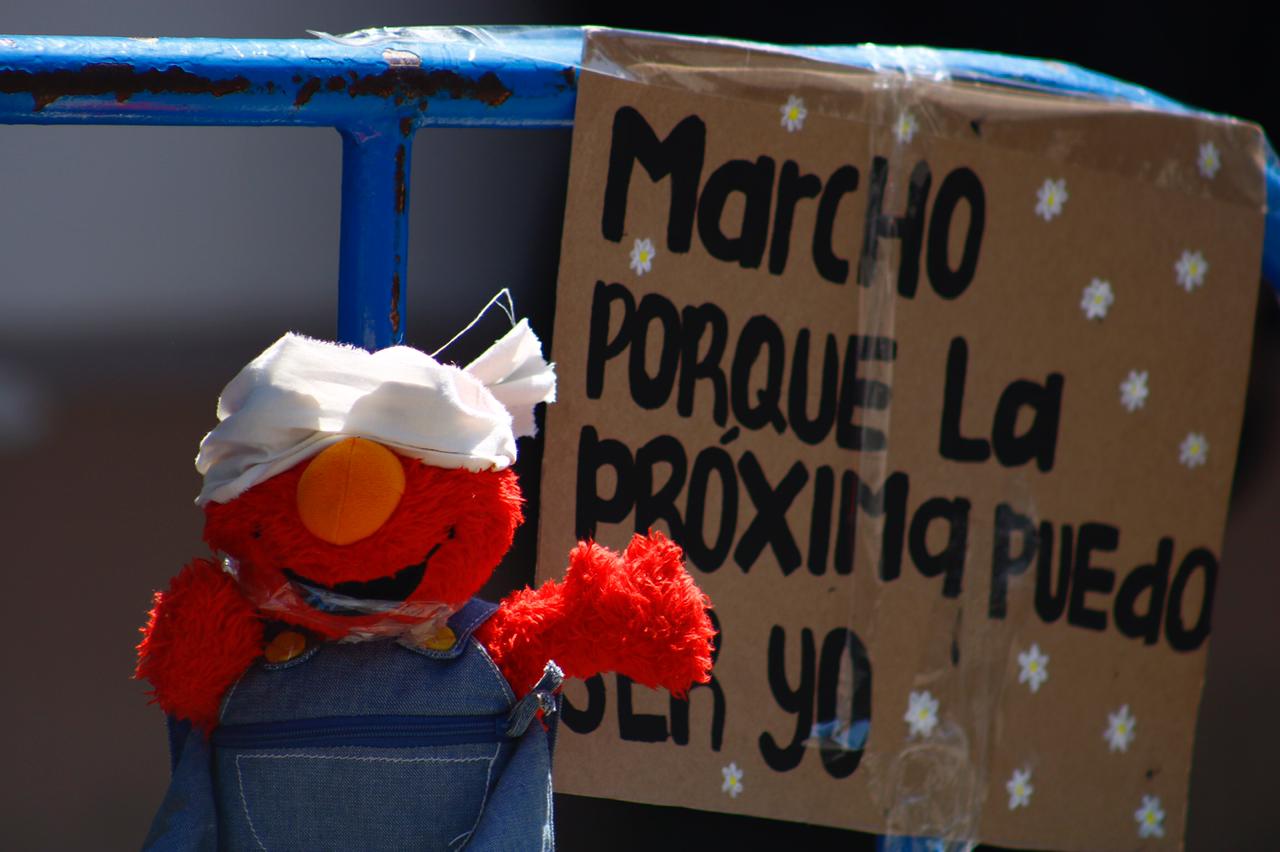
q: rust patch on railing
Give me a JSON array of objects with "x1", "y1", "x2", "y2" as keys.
[
  {"x1": 293, "y1": 73, "x2": 350, "y2": 107},
  {"x1": 293, "y1": 76, "x2": 322, "y2": 107},
  {"x1": 390, "y1": 272, "x2": 402, "y2": 336},
  {"x1": 347, "y1": 67, "x2": 511, "y2": 108},
  {"x1": 394, "y1": 144, "x2": 406, "y2": 215},
  {"x1": 0, "y1": 63, "x2": 251, "y2": 112}
]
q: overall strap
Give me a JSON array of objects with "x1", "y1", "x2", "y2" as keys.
[{"x1": 408, "y1": 597, "x2": 499, "y2": 661}]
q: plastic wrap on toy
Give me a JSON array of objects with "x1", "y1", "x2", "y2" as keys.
[{"x1": 219, "y1": 553, "x2": 454, "y2": 642}]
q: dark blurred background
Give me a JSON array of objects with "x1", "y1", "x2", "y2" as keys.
[{"x1": 1, "y1": 2, "x2": 1275, "y2": 850}]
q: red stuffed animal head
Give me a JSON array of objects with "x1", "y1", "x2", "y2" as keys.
[{"x1": 203, "y1": 438, "x2": 524, "y2": 639}]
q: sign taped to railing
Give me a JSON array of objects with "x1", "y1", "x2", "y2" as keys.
[{"x1": 538, "y1": 30, "x2": 1265, "y2": 850}]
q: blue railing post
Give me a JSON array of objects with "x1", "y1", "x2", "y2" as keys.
[{"x1": 337, "y1": 123, "x2": 413, "y2": 349}]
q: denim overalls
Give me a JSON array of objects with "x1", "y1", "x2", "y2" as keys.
[{"x1": 143, "y1": 599, "x2": 562, "y2": 851}]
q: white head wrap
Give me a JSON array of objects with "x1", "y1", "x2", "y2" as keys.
[{"x1": 194, "y1": 319, "x2": 556, "y2": 505}]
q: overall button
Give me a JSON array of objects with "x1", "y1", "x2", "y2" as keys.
[
  {"x1": 418, "y1": 625, "x2": 456, "y2": 651},
  {"x1": 264, "y1": 630, "x2": 308, "y2": 663}
]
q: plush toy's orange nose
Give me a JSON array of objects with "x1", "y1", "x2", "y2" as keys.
[{"x1": 296, "y1": 437, "x2": 406, "y2": 545}]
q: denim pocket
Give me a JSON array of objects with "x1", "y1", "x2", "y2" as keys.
[{"x1": 220, "y1": 741, "x2": 501, "y2": 851}]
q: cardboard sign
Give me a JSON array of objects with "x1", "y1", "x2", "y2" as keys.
[{"x1": 537, "y1": 31, "x2": 1265, "y2": 850}]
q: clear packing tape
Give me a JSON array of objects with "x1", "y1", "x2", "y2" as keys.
[{"x1": 313, "y1": 26, "x2": 1267, "y2": 850}]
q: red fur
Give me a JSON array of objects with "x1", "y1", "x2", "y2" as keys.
[
  {"x1": 136, "y1": 559, "x2": 264, "y2": 732},
  {"x1": 477, "y1": 531, "x2": 715, "y2": 697}
]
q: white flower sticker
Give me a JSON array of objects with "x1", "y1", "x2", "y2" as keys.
[
  {"x1": 1119, "y1": 370, "x2": 1149, "y2": 413},
  {"x1": 1175, "y1": 250, "x2": 1208, "y2": 292},
  {"x1": 780, "y1": 95, "x2": 807, "y2": 132},
  {"x1": 1105, "y1": 704, "x2": 1137, "y2": 753},
  {"x1": 1035, "y1": 178, "x2": 1068, "y2": 221},
  {"x1": 629, "y1": 237, "x2": 655, "y2": 276},
  {"x1": 1135, "y1": 794, "x2": 1165, "y2": 839},
  {"x1": 904, "y1": 690, "x2": 939, "y2": 738},
  {"x1": 721, "y1": 762, "x2": 744, "y2": 798},
  {"x1": 1197, "y1": 141, "x2": 1221, "y2": 179},
  {"x1": 894, "y1": 111, "x2": 918, "y2": 144},
  {"x1": 1081, "y1": 278, "x2": 1114, "y2": 320},
  {"x1": 1179, "y1": 432, "x2": 1209, "y2": 468},
  {"x1": 1006, "y1": 767, "x2": 1034, "y2": 810},
  {"x1": 1017, "y1": 643, "x2": 1050, "y2": 693}
]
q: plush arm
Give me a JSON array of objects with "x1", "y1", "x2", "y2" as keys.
[
  {"x1": 136, "y1": 558, "x2": 264, "y2": 734},
  {"x1": 476, "y1": 531, "x2": 715, "y2": 697}
]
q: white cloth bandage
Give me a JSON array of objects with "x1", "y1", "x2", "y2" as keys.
[{"x1": 194, "y1": 319, "x2": 556, "y2": 505}]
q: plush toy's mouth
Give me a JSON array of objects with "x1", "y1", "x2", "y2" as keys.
[{"x1": 283, "y1": 541, "x2": 441, "y2": 615}]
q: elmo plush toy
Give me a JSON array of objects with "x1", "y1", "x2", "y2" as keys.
[{"x1": 136, "y1": 319, "x2": 715, "y2": 851}]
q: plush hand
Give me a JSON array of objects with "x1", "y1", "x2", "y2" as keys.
[
  {"x1": 136, "y1": 559, "x2": 264, "y2": 733},
  {"x1": 477, "y1": 531, "x2": 716, "y2": 696}
]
